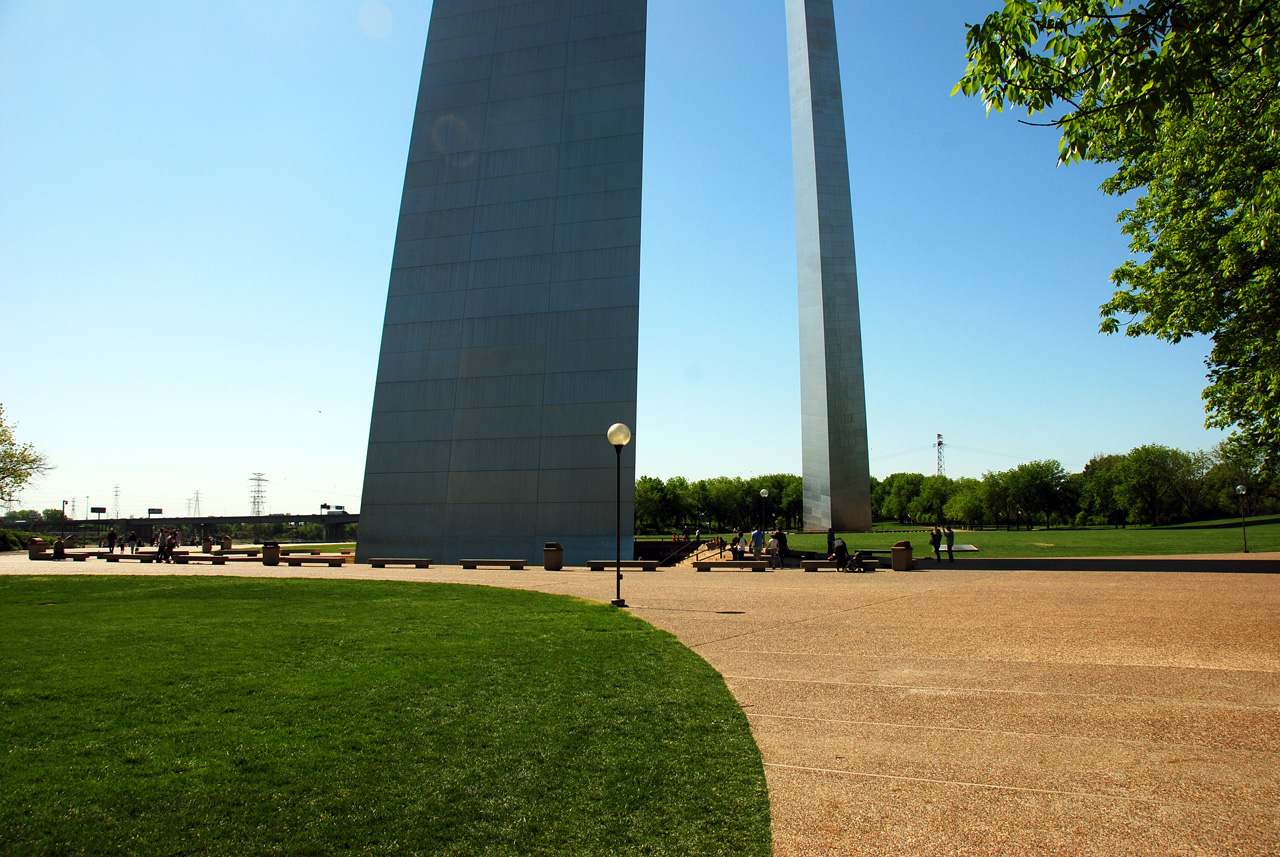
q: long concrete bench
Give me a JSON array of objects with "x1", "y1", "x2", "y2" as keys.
[
  {"x1": 369, "y1": 558, "x2": 433, "y2": 569},
  {"x1": 217, "y1": 548, "x2": 261, "y2": 557},
  {"x1": 693, "y1": 560, "x2": 770, "y2": 572},
  {"x1": 105, "y1": 555, "x2": 157, "y2": 564},
  {"x1": 279, "y1": 549, "x2": 323, "y2": 556},
  {"x1": 587, "y1": 560, "x2": 660, "y2": 571},
  {"x1": 460, "y1": 559, "x2": 526, "y2": 570},
  {"x1": 277, "y1": 556, "x2": 347, "y2": 567},
  {"x1": 802, "y1": 558, "x2": 879, "y2": 573}
]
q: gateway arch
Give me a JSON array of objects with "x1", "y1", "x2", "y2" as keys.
[{"x1": 356, "y1": 0, "x2": 872, "y2": 566}]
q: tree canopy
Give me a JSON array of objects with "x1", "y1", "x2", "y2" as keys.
[
  {"x1": 0, "y1": 405, "x2": 50, "y2": 508},
  {"x1": 956, "y1": 0, "x2": 1280, "y2": 458}
]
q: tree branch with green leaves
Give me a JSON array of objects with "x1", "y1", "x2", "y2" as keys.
[
  {"x1": 0, "y1": 405, "x2": 51, "y2": 508},
  {"x1": 956, "y1": 0, "x2": 1280, "y2": 462}
]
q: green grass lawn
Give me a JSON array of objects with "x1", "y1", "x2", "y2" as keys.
[
  {"x1": 0, "y1": 577, "x2": 772, "y2": 856},
  {"x1": 784, "y1": 520, "x2": 1279, "y2": 558}
]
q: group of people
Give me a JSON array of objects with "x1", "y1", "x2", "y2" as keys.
[
  {"x1": 825, "y1": 530, "x2": 867, "y2": 572},
  {"x1": 928, "y1": 526, "x2": 956, "y2": 562},
  {"x1": 721, "y1": 528, "x2": 789, "y2": 568},
  {"x1": 98, "y1": 528, "x2": 183, "y2": 561}
]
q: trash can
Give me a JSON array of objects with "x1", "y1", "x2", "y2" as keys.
[
  {"x1": 543, "y1": 542, "x2": 564, "y2": 571},
  {"x1": 202, "y1": 537, "x2": 214, "y2": 554},
  {"x1": 891, "y1": 540, "x2": 915, "y2": 571},
  {"x1": 27, "y1": 538, "x2": 46, "y2": 560},
  {"x1": 220, "y1": 535, "x2": 233, "y2": 551},
  {"x1": 262, "y1": 541, "x2": 281, "y2": 566}
]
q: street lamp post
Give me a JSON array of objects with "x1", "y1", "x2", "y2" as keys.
[
  {"x1": 1236, "y1": 485, "x2": 1249, "y2": 553},
  {"x1": 606, "y1": 423, "x2": 632, "y2": 608},
  {"x1": 759, "y1": 488, "x2": 769, "y2": 530}
]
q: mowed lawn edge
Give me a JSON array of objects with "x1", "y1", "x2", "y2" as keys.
[
  {"x1": 783, "y1": 520, "x2": 1280, "y2": 557},
  {"x1": 0, "y1": 576, "x2": 772, "y2": 857}
]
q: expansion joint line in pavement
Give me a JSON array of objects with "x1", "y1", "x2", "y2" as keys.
[
  {"x1": 763, "y1": 763, "x2": 1205, "y2": 810},
  {"x1": 686, "y1": 572, "x2": 1007, "y2": 650},
  {"x1": 745, "y1": 712, "x2": 1280, "y2": 754},
  {"x1": 722, "y1": 674, "x2": 1278, "y2": 711}
]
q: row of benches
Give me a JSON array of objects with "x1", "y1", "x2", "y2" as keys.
[{"x1": 367, "y1": 559, "x2": 663, "y2": 570}]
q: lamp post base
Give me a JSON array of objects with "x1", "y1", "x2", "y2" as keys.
[{"x1": 610, "y1": 599, "x2": 627, "y2": 608}]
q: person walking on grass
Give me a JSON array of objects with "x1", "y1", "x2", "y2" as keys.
[
  {"x1": 929, "y1": 527, "x2": 942, "y2": 563},
  {"x1": 944, "y1": 525, "x2": 955, "y2": 562}
]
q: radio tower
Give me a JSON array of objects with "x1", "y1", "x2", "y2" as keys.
[
  {"x1": 112, "y1": 485, "x2": 120, "y2": 519},
  {"x1": 250, "y1": 473, "x2": 268, "y2": 516},
  {"x1": 936, "y1": 434, "x2": 945, "y2": 477}
]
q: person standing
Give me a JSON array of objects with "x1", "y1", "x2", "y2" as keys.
[
  {"x1": 751, "y1": 527, "x2": 764, "y2": 560},
  {"x1": 929, "y1": 527, "x2": 942, "y2": 563},
  {"x1": 826, "y1": 527, "x2": 835, "y2": 557},
  {"x1": 944, "y1": 525, "x2": 955, "y2": 562},
  {"x1": 768, "y1": 533, "x2": 780, "y2": 569},
  {"x1": 106, "y1": 528, "x2": 118, "y2": 553}
]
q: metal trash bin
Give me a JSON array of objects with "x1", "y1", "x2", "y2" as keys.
[
  {"x1": 543, "y1": 541, "x2": 564, "y2": 571},
  {"x1": 262, "y1": 541, "x2": 281, "y2": 566},
  {"x1": 891, "y1": 541, "x2": 915, "y2": 571}
]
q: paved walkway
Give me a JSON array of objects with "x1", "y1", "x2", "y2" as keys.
[{"x1": 3, "y1": 552, "x2": 1277, "y2": 855}]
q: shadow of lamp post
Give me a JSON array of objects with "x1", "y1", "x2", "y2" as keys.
[
  {"x1": 607, "y1": 423, "x2": 632, "y2": 607},
  {"x1": 1236, "y1": 485, "x2": 1249, "y2": 553}
]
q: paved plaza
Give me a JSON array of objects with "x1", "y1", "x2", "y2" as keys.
[{"x1": 2, "y1": 551, "x2": 1276, "y2": 855}]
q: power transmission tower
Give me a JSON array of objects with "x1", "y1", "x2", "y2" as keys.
[
  {"x1": 192, "y1": 490, "x2": 201, "y2": 518},
  {"x1": 112, "y1": 485, "x2": 120, "y2": 519},
  {"x1": 250, "y1": 473, "x2": 268, "y2": 516},
  {"x1": 936, "y1": 434, "x2": 945, "y2": 477}
]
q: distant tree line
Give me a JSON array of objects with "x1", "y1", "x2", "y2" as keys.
[
  {"x1": 883, "y1": 440, "x2": 1276, "y2": 530},
  {"x1": 637, "y1": 440, "x2": 1277, "y2": 533},
  {"x1": 635, "y1": 474, "x2": 802, "y2": 535}
]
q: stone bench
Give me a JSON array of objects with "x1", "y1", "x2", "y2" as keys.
[
  {"x1": 459, "y1": 559, "x2": 526, "y2": 570},
  {"x1": 802, "y1": 558, "x2": 879, "y2": 573},
  {"x1": 279, "y1": 549, "x2": 323, "y2": 556},
  {"x1": 369, "y1": 558, "x2": 434, "y2": 569},
  {"x1": 217, "y1": 548, "x2": 261, "y2": 556},
  {"x1": 278, "y1": 555, "x2": 348, "y2": 567},
  {"x1": 693, "y1": 560, "x2": 770, "y2": 572},
  {"x1": 105, "y1": 555, "x2": 157, "y2": 564},
  {"x1": 586, "y1": 560, "x2": 660, "y2": 571},
  {"x1": 174, "y1": 555, "x2": 228, "y2": 565}
]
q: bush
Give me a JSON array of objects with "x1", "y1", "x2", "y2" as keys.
[{"x1": 0, "y1": 529, "x2": 33, "y2": 552}]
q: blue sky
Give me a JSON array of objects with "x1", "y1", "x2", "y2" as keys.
[{"x1": 0, "y1": 0, "x2": 1224, "y2": 518}]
